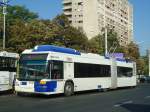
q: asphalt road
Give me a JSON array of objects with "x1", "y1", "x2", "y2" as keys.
[{"x1": 0, "y1": 83, "x2": 150, "y2": 112}]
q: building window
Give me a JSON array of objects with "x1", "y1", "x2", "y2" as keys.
[{"x1": 78, "y1": 21, "x2": 83, "y2": 23}]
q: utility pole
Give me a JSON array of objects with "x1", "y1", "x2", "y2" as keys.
[
  {"x1": 103, "y1": 0, "x2": 108, "y2": 57},
  {"x1": 149, "y1": 49, "x2": 150, "y2": 76},
  {"x1": 104, "y1": 27, "x2": 108, "y2": 56},
  {"x1": 2, "y1": 0, "x2": 7, "y2": 50}
]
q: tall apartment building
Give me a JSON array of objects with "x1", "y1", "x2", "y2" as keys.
[{"x1": 63, "y1": 0, "x2": 133, "y2": 46}]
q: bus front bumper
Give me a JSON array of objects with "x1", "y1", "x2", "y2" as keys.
[{"x1": 15, "y1": 80, "x2": 58, "y2": 95}]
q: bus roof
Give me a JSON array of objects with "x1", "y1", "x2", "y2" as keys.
[
  {"x1": 0, "y1": 51, "x2": 19, "y2": 58},
  {"x1": 32, "y1": 45, "x2": 81, "y2": 55},
  {"x1": 22, "y1": 45, "x2": 133, "y2": 64}
]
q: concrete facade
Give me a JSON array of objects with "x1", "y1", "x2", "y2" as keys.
[{"x1": 63, "y1": 0, "x2": 133, "y2": 46}]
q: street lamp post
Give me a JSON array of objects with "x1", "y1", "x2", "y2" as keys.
[
  {"x1": 103, "y1": 0, "x2": 108, "y2": 57},
  {"x1": 2, "y1": 0, "x2": 7, "y2": 50},
  {"x1": 101, "y1": 27, "x2": 108, "y2": 56},
  {"x1": 104, "y1": 27, "x2": 108, "y2": 56}
]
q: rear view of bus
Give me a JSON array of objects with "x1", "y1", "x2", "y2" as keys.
[{"x1": 0, "y1": 51, "x2": 19, "y2": 91}]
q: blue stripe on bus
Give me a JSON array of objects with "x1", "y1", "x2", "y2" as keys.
[
  {"x1": 34, "y1": 81, "x2": 57, "y2": 92},
  {"x1": 32, "y1": 45, "x2": 81, "y2": 55}
]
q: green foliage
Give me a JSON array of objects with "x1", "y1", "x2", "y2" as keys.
[
  {"x1": 136, "y1": 58, "x2": 145, "y2": 75},
  {"x1": 88, "y1": 29, "x2": 123, "y2": 55},
  {"x1": 1, "y1": 5, "x2": 38, "y2": 23},
  {"x1": 0, "y1": 7, "x2": 88, "y2": 53},
  {"x1": 140, "y1": 56, "x2": 149, "y2": 75},
  {"x1": 0, "y1": 5, "x2": 38, "y2": 51},
  {"x1": 107, "y1": 29, "x2": 119, "y2": 50},
  {"x1": 87, "y1": 35, "x2": 104, "y2": 54},
  {"x1": 123, "y1": 42, "x2": 140, "y2": 61},
  {"x1": 53, "y1": 14, "x2": 70, "y2": 27},
  {"x1": 7, "y1": 19, "x2": 49, "y2": 53},
  {"x1": 51, "y1": 14, "x2": 88, "y2": 51}
]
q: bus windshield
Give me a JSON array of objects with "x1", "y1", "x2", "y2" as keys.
[
  {"x1": 18, "y1": 54, "x2": 49, "y2": 81},
  {"x1": 0, "y1": 56, "x2": 17, "y2": 72}
]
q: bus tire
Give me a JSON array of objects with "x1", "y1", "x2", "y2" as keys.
[
  {"x1": 16, "y1": 92, "x2": 24, "y2": 96},
  {"x1": 64, "y1": 81, "x2": 74, "y2": 96}
]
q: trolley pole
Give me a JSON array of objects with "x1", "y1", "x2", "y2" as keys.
[{"x1": 2, "y1": 0, "x2": 7, "y2": 50}]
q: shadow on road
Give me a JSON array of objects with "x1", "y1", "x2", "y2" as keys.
[
  {"x1": 0, "y1": 90, "x2": 13, "y2": 96},
  {"x1": 16, "y1": 92, "x2": 66, "y2": 100},
  {"x1": 122, "y1": 104, "x2": 150, "y2": 112}
]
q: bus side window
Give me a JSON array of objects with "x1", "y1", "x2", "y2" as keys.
[{"x1": 51, "y1": 61, "x2": 63, "y2": 79}]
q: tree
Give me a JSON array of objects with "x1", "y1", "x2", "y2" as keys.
[
  {"x1": 0, "y1": 5, "x2": 39, "y2": 52},
  {"x1": 140, "y1": 53, "x2": 149, "y2": 75},
  {"x1": 6, "y1": 19, "x2": 27, "y2": 52},
  {"x1": 123, "y1": 42, "x2": 140, "y2": 61},
  {"x1": 2, "y1": 13, "x2": 88, "y2": 53},
  {"x1": 51, "y1": 14, "x2": 88, "y2": 51},
  {"x1": 87, "y1": 35, "x2": 104, "y2": 54},
  {"x1": 0, "y1": 5, "x2": 38, "y2": 23},
  {"x1": 136, "y1": 58, "x2": 145, "y2": 75},
  {"x1": 7, "y1": 19, "x2": 53, "y2": 53},
  {"x1": 107, "y1": 29, "x2": 119, "y2": 51},
  {"x1": 88, "y1": 29, "x2": 123, "y2": 55}
]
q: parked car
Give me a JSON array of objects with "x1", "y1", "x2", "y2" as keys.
[
  {"x1": 146, "y1": 76, "x2": 150, "y2": 83},
  {"x1": 139, "y1": 76, "x2": 150, "y2": 83}
]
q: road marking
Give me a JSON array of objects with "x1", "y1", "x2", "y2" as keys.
[
  {"x1": 145, "y1": 96, "x2": 150, "y2": 99},
  {"x1": 114, "y1": 104, "x2": 122, "y2": 107},
  {"x1": 123, "y1": 100, "x2": 133, "y2": 104},
  {"x1": 114, "y1": 100, "x2": 133, "y2": 107}
]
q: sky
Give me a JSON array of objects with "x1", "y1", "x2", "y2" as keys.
[
  {"x1": 5, "y1": 0, "x2": 150, "y2": 55},
  {"x1": 129, "y1": 0, "x2": 150, "y2": 55}
]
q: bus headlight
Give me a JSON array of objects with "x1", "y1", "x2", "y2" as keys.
[{"x1": 40, "y1": 80, "x2": 46, "y2": 85}]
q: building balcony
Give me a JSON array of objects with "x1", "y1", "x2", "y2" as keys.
[
  {"x1": 63, "y1": 5, "x2": 72, "y2": 10},
  {"x1": 64, "y1": 11, "x2": 72, "y2": 16},
  {"x1": 62, "y1": 0, "x2": 72, "y2": 5}
]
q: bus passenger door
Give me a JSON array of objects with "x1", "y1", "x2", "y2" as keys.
[
  {"x1": 9, "y1": 72, "x2": 16, "y2": 87},
  {"x1": 0, "y1": 71, "x2": 9, "y2": 91},
  {"x1": 111, "y1": 57, "x2": 117, "y2": 89},
  {"x1": 64, "y1": 62, "x2": 74, "y2": 79}
]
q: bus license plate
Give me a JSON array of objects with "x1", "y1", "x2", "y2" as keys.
[
  {"x1": 21, "y1": 82, "x2": 27, "y2": 85},
  {"x1": 29, "y1": 82, "x2": 34, "y2": 84}
]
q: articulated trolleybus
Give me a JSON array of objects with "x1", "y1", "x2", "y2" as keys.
[
  {"x1": 15, "y1": 45, "x2": 136, "y2": 96},
  {"x1": 0, "y1": 51, "x2": 19, "y2": 91}
]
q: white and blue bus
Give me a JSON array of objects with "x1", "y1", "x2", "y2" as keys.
[
  {"x1": 0, "y1": 51, "x2": 19, "y2": 91},
  {"x1": 15, "y1": 45, "x2": 136, "y2": 96}
]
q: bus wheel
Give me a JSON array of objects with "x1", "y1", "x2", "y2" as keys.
[
  {"x1": 64, "y1": 81, "x2": 74, "y2": 96},
  {"x1": 16, "y1": 92, "x2": 24, "y2": 96}
]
